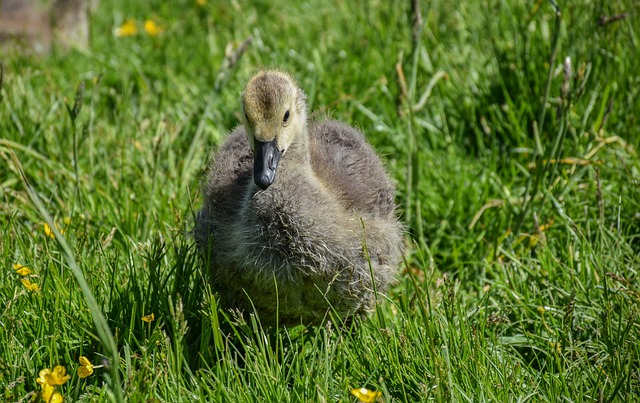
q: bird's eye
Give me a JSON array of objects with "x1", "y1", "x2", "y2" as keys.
[{"x1": 283, "y1": 110, "x2": 290, "y2": 123}]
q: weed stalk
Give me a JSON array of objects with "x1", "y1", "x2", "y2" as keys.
[
  {"x1": 513, "y1": 2, "x2": 563, "y2": 235},
  {"x1": 404, "y1": 0, "x2": 428, "y2": 250}
]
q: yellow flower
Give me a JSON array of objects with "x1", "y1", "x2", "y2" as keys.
[
  {"x1": 36, "y1": 368, "x2": 50, "y2": 386},
  {"x1": 44, "y1": 223, "x2": 54, "y2": 238},
  {"x1": 141, "y1": 313, "x2": 155, "y2": 323},
  {"x1": 77, "y1": 356, "x2": 94, "y2": 378},
  {"x1": 196, "y1": 0, "x2": 206, "y2": 6},
  {"x1": 144, "y1": 19, "x2": 163, "y2": 36},
  {"x1": 37, "y1": 366, "x2": 68, "y2": 402},
  {"x1": 45, "y1": 366, "x2": 71, "y2": 386},
  {"x1": 43, "y1": 223, "x2": 64, "y2": 239},
  {"x1": 13, "y1": 263, "x2": 32, "y2": 276},
  {"x1": 63, "y1": 216, "x2": 71, "y2": 225},
  {"x1": 351, "y1": 388, "x2": 382, "y2": 403},
  {"x1": 41, "y1": 384, "x2": 63, "y2": 403},
  {"x1": 115, "y1": 19, "x2": 138, "y2": 37},
  {"x1": 21, "y1": 278, "x2": 40, "y2": 292}
]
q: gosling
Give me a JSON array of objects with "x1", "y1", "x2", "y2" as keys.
[{"x1": 195, "y1": 70, "x2": 403, "y2": 326}]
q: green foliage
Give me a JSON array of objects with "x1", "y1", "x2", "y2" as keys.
[{"x1": 1, "y1": 0, "x2": 639, "y2": 401}]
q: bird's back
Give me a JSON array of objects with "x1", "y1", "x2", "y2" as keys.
[{"x1": 309, "y1": 120, "x2": 396, "y2": 220}]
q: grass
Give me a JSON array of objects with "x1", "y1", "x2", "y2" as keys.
[{"x1": 1, "y1": 0, "x2": 639, "y2": 401}]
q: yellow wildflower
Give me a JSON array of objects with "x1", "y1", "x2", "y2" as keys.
[
  {"x1": 41, "y1": 384, "x2": 63, "y2": 403},
  {"x1": 63, "y1": 216, "x2": 71, "y2": 225},
  {"x1": 13, "y1": 263, "x2": 32, "y2": 276},
  {"x1": 37, "y1": 366, "x2": 68, "y2": 402},
  {"x1": 21, "y1": 278, "x2": 40, "y2": 292},
  {"x1": 36, "y1": 368, "x2": 50, "y2": 386},
  {"x1": 45, "y1": 366, "x2": 71, "y2": 386},
  {"x1": 44, "y1": 223, "x2": 55, "y2": 238},
  {"x1": 115, "y1": 19, "x2": 138, "y2": 37},
  {"x1": 144, "y1": 19, "x2": 163, "y2": 36},
  {"x1": 44, "y1": 223, "x2": 53, "y2": 238},
  {"x1": 196, "y1": 0, "x2": 206, "y2": 6},
  {"x1": 351, "y1": 388, "x2": 382, "y2": 403},
  {"x1": 141, "y1": 313, "x2": 155, "y2": 323},
  {"x1": 43, "y1": 223, "x2": 64, "y2": 239},
  {"x1": 77, "y1": 356, "x2": 94, "y2": 378}
]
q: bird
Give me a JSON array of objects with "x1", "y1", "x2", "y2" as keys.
[{"x1": 195, "y1": 70, "x2": 403, "y2": 326}]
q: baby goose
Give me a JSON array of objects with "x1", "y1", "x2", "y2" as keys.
[{"x1": 195, "y1": 70, "x2": 403, "y2": 326}]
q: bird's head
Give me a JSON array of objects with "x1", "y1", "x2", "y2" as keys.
[{"x1": 241, "y1": 70, "x2": 307, "y2": 190}]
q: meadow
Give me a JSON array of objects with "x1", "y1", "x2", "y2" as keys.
[{"x1": 1, "y1": 0, "x2": 639, "y2": 401}]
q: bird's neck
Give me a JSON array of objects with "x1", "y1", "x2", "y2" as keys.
[{"x1": 284, "y1": 122, "x2": 311, "y2": 167}]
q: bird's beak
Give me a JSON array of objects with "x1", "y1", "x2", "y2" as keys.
[{"x1": 253, "y1": 138, "x2": 283, "y2": 190}]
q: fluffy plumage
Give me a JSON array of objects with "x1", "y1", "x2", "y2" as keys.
[{"x1": 195, "y1": 71, "x2": 403, "y2": 325}]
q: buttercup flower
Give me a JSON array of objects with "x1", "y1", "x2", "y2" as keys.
[
  {"x1": 144, "y1": 19, "x2": 163, "y2": 36},
  {"x1": 43, "y1": 366, "x2": 71, "y2": 386},
  {"x1": 41, "y1": 384, "x2": 63, "y2": 403},
  {"x1": 13, "y1": 263, "x2": 32, "y2": 276},
  {"x1": 21, "y1": 278, "x2": 40, "y2": 292},
  {"x1": 77, "y1": 356, "x2": 94, "y2": 378},
  {"x1": 36, "y1": 368, "x2": 50, "y2": 387},
  {"x1": 141, "y1": 313, "x2": 155, "y2": 323},
  {"x1": 351, "y1": 387, "x2": 382, "y2": 403},
  {"x1": 115, "y1": 19, "x2": 138, "y2": 37},
  {"x1": 43, "y1": 223, "x2": 64, "y2": 239},
  {"x1": 44, "y1": 223, "x2": 54, "y2": 238},
  {"x1": 37, "y1": 366, "x2": 69, "y2": 403}
]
